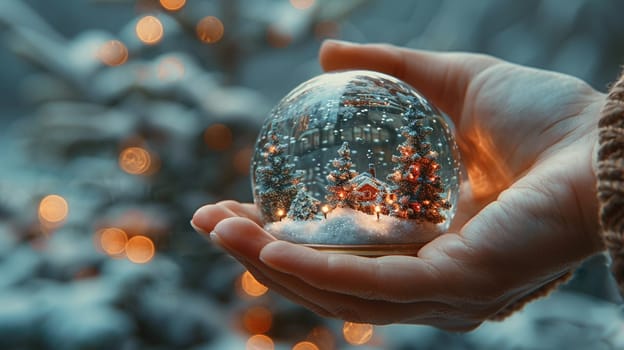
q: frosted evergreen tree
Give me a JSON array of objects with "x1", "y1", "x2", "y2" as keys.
[
  {"x1": 287, "y1": 185, "x2": 320, "y2": 221},
  {"x1": 325, "y1": 141, "x2": 359, "y2": 209},
  {"x1": 255, "y1": 130, "x2": 300, "y2": 222},
  {"x1": 387, "y1": 117, "x2": 450, "y2": 223}
]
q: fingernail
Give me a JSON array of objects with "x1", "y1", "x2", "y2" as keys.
[
  {"x1": 209, "y1": 231, "x2": 231, "y2": 253},
  {"x1": 209, "y1": 231, "x2": 220, "y2": 243},
  {"x1": 190, "y1": 220, "x2": 207, "y2": 234},
  {"x1": 259, "y1": 241, "x2": 289, "y2": 270},
  {"x1": 324, "y1": 39, "x2": 358, "y2": 46}
]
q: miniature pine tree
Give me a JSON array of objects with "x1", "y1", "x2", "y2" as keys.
[
  {"x1": 415, "y1": 155, "x2": 451, "y2": 223},
  {"x1": 255, "y1": 130, "x2": 301, "y2": 222},
  {"x1": 287, "y1": 185, "x2": 320, "y2": 221},
  {"x1": 387, "y1": 117, "x2": 450, "y2": 223},
  {"x1": 325, "y1": 141, "x2": 359, "y2": 209}
]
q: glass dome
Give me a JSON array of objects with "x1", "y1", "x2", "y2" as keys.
[{"x1": 251, "y1": 70, "x2": 460, "y2": 255}]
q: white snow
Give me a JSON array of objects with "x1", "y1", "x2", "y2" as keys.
[{"x1": 265, "y1": 207, "x2": 441, "y2": 245}]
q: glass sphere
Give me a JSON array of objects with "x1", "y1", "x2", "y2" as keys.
[{"x1": 251, "y1": 70, "x2": 460, "y2": 255}]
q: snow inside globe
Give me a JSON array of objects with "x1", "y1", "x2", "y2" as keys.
[{"x1": 251, "y1": 70, "x2": 460, "y2": 255}]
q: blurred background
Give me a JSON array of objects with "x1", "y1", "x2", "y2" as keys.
[{"x1": 1, "y1": 0, "x2": 624, "y2": 349}]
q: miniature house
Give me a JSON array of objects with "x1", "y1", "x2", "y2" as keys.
[{"x1": 350, "y1": 170, "x2": 388, "y2": 214}]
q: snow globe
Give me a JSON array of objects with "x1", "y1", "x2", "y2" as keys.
[{"x1": 251, "y1": 70, "x2": 460, "y2": 256}]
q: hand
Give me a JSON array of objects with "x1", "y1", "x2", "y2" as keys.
[{"x1": 191, "y1": 40, "x2": 606, "y2": 331}]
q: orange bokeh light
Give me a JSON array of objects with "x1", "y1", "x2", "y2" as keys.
[
  {"x1": 126, "y1": 235, "x2": 155, "y2": 264},
  {"x1": 243, "y1": 306, "x2": 273, "y2": 334},
  {"x1": 342, "y1": 322, "x2": 373, "y2": 345},
  {"x1": 306, "y1": 326, "x2": 335, "y2": 350},
  {"x1": 39, "y1": 194, "x2": 69, "y2": 225},
  {"x1": 157, "y1": 57, "x2": 185, "y2": 81},
  {"x1": 234, "y1": 147, "x2": 253, "y2": 175},
  {"x1": 160, "y1": 0, "x2": 186, "y2": 11},
  {"x1": 97, "y1": 40, "x2": 128, "y2": 66},
  {"x1": 314, "y1": 21, "x2": 339, "y2": 40},
  {"x1": 241, "y1": 270, "x2": 268, "y2": 297},
  {"x1": 292, "y1": 341, "x2": 319, "y2": 350},
  {"x1": 98, "y1": 227, "x2": 128, "y2": 256},
  {"x1": 204, "y1": 124, "x2": 233, "y2": 151},
  {"x1": 136, "y1": 15, "x2": 164, "y2": 45},
  {"x1": 289, "y1": 0, "x2": 315, "y2": 10},
  {"x1": 266, "y1": 26, "x2": 292, "y2": 48},
  {"x1": 119, "y1": 146, "x2": 152, "y2": 175},
  {"x1": 196, "y1": 16, "x2": 224, "y2": 44},
  {"x1": 246, "y1": 334, "x2": 274, "y2": 350}
]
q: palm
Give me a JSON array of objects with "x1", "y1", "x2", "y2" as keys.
[
  {"x1": 457, "y1": 63, "x2": 599, "y2": 206},
  {"x1": 445, "y1": 63, "x2": 602, "y2": 249},
  {"x1": 192, "y1": 42, "x2": 606, "y2": 331},
  {"x1": 415, "y1": 61, "x2": 604, "y2": 307}
]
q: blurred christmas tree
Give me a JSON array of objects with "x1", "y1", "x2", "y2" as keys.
[{"x1": 0, "y1": 0, "x2": 370, "y2": 348}]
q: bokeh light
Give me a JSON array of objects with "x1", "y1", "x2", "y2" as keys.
[
  {"x1": 342, "y1": 322, "x2": 373, "y2": 345},
  {"x1": 306, "y1": 326, "x2": 335, "y2": 350},
  {"x1": 97, "y1": 40, "x2": 129, "y2": 66},
  {"x1": 196, "y1": 16, "x2": 224, "y2": 44},
  {"x1": 292, "y1": 341, "x2": 319, "y2": 350},
  {"x1": 136, "y1": 15, "x2": 164, "y2": 45},
  {"x1": 160, "y1": 0, "x2": 186, "y2": 11},
  {"x1": 246, "y1": 334, "x2": 274, "y2": 350},
  {"x1": 234, "y1": 146, "x2": 253, "y2": 175},
  {"x1": 38, "y1": 194, "x2": 69, "y2": 225},
  {"x1": 98, "y1": 227, "x2": 128, "y2": 256},
  {"x1": 314, "y1": 21, "x2": 339, "y2": 40},
  {"x1": 289, "y1": 0, "x2": 315, "y2": 10},
  {"x1": 119, "y1": 146, "x2": 153, "y2": 175},
  {"x1": 266, "y1": 26, "x2": 292, "y2": 48},
  {"x1": 126, "y1": 235, "x2": 155, "y2": 264},
  {"x1": 243, "y1": 306, "x2": 273, "y2": 334},
  {"x1": 204, "y1": 124, "x2": 233, "y2": 151},
  {"x1": 241, "y1": 270, "x2": 268, "y2": 297},
  {"x1": 157, "y1": 56, "x2": 185, "y2": 81}
]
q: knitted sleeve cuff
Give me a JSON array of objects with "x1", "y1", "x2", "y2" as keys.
[
  {"x1": 597, "y1": 71, "x2": 624, "y2": 295},
  {"x1": 487, "y1": 271, "x2": 573, "y2": 321}
]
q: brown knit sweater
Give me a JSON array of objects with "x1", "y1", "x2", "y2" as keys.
[{"x1": 598, "y1": 72, "x2": 624, "y2": 295}]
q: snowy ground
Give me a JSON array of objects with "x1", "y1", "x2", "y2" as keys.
[{"x1": 266, "y1": 207, "x2": 441, "y2": 245}]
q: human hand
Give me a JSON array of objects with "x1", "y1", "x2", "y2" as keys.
[{"x1": 191, "y1": 40, "x2": 606, "y2": 331}]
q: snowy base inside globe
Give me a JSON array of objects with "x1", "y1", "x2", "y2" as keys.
[{"x1": 264, "y1": 208, "x2": 442, "y2": 256}]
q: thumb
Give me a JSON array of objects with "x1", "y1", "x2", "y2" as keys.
[{"x1": 319, "y1": 40, "x2": 499, "y2": 120}]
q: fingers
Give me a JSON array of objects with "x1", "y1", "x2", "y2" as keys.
[
  {"x1": 405, "y1": 317, "x2": 481, "y2": 332},
  {"x1": 210, "y1": 217, "x2": 458, "y2": 325},
  {"x1": 259, "y1": 240, "x2": 446, "y2": 303},
  {"x1": 191, "y1": 200, "x2": 263, "y2": 235},
  {"x1": 211, "y1": 216, "x2": 276, "y2": 256},
  {"x1": 319, "y1": 40, "x2": 500, "y2": 120},
  {"x1": 208, "y1": 218, "x2": 335, "y2": 317},
  {"x1": 239, "y1": 262, "x2": 335, "y2": 319}
]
